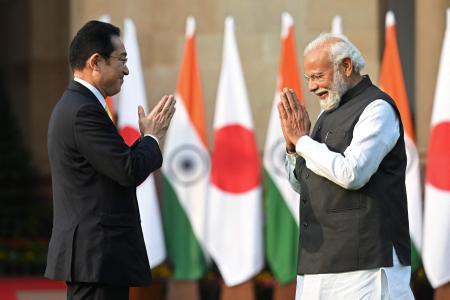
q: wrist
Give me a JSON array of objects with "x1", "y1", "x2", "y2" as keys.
[{"x1": 286, "y1": 144, "x2": 296, "y2": 154}]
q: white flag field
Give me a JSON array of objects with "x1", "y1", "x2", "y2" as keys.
[
  {"x1": 423, "y1": 8, "x2": 450, "y2": 289},
  {"x1": 206, "y1": 16, "x2": 264, "y2": 287}
]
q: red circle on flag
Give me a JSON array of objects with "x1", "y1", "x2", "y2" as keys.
[
  {"x1": 120, "y1": 126, "x2": 140, "y2": 147},
  {"x1": 211, "y1": 125, "x2": 261, "y2": 193},
  {"x1": 426, "y1": 121, "x2": 450, "y2": 190}
]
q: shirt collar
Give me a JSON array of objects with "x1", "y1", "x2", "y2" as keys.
[{"x1": 74, "y1": 77, "x2": 107, "y2": 109}]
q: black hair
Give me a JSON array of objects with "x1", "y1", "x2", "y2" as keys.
[{"x1": 69, "y1": 20, "x2": 121, "y2": 71}]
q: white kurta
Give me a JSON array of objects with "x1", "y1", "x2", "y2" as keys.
[{"x1": 286, "y1": 100, "x2": 414, "y2": 299}]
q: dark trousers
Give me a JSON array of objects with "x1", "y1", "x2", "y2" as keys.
[{"x1": 66, "y1": 282, "x2": 129, "y2": 300}]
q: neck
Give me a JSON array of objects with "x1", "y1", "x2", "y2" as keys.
[
  {"x1": 73, "y1": 70, "x2": 106, "y2": 97},
  {"x1": 345, "y1": 72, "x2": 363, "y2": 90}
]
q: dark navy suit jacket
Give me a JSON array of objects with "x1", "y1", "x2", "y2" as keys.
[{"x1": 45, "y1": 80, "x2": 161, "y2": 286}]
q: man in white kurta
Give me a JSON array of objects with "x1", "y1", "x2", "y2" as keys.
[{"x1": 277, "y1": 33, "x2": 415, "y2": 299}]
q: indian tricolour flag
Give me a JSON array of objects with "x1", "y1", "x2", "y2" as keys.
[
  {"x1": 423, "y1": 8, "x2": 450, "y2": 289},
  {"x1": 162, "y1": 16, "x2": 209, "y2": 279},
  {"x1": 379, "y1": 10, "x2": 422, "y2": 271},
  {"x1": 206, "y1": 16, "x2": 263, "y2": 286},
  {"x1": 117, "y1": 18, "x2": 166, "y2": 268},
  {"x1": 263, "y1": 12, "x2": 302, "y2": 285}
]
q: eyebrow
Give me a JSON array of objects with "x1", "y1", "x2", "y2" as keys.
[{"x1": 304, "y1": 72, "x2": 324, "y2": 79}]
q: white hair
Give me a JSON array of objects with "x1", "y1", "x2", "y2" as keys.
[{"x1": 304, "y1": 33, "x2": 366, "y2": 73}]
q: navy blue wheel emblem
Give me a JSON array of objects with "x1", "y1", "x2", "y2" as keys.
[{"x1": 167, "y1": 145, "x2": 210, "y2": 186}]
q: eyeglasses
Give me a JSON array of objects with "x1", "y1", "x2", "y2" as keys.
[
  {"x1": 304, "y1": 72, "x2": 325, "y2": 83},
  {"x1": 108, "y1": 55, "x2": 128, "y2": 65}
]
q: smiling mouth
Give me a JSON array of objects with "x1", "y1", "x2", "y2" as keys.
[{"x1": 316, "y1": 91, "x2": 328, "y2": 99}]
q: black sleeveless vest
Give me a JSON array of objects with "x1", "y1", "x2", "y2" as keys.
[{"x1": 295, "y1": 76, "x2": 411, "y2": 274}]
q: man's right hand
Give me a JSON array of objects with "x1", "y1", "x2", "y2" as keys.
[{"x1": 138, "y1": 95, "x2": 176, "y2": 141}]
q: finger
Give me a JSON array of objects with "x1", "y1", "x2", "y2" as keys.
[
  {"x1": 284, "y1": 88, "x2": 298, "y2": 112},
  {"x1": 160, "y1": 95, "x2": 175, "y2": 114},
  {"x1": 280, "y1": 91, "x2": 291, "y2": 114},
  {"x1": 300, "y1": 104, "x2": 309, "y2": 120},
  {"x1": 154, "y1": 95, "x2": 169, "y2": 114},
  {"x1": 138, "y1": 105, "x2": 145, "y2": 119},
  {"x1": 277, "y1": 101, "x2": 287, "y2": 119},
  {"x1": 168, "y1": 106, "x2": 176, "y2": 121},
  {"x1": 290, "y1": 89, "x2": 302, "y2": 105}
]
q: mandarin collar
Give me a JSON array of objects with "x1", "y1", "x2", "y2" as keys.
[{"x1": 339, "y1": 75, "x2": 372, "y2": 107}]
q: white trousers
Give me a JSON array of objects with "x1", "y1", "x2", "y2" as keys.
[{"x1": 295, "y1": 250, "x2": 415, "y2": 300}]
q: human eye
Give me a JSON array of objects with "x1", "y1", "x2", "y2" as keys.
[{"x1": 311, "y1": 73, "x2": 323, "y2": 82}]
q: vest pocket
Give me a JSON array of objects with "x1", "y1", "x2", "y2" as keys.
[{"x1": 324, "y1": 129, "x2": 348, "y2": 153}]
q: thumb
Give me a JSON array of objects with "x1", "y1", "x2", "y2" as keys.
[{"x1": 138, "y1": 105, "x2": 145, "y2": 119}]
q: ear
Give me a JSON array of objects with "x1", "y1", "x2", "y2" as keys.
[
  {"x1": 86, "y1": 53, "x2": 102, "y2": 71},
  {"x1": 341, "y1": 57, "x2": 353, "y2": 77}
]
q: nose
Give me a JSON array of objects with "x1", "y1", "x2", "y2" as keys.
[
  {"x1": 124, "y1": 65, "x2": 129, "y2": 76},
  {"x1": 308, "y1": 79, "x2": 318, "y2": 92}
]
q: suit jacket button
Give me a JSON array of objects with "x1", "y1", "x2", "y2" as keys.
[{"x1": 302, "y1": 222, "x2": 309, "y2": 228}]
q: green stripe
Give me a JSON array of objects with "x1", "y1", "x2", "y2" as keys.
[
  {"x1": 411, "y1": 240, "x2": 422, "y2": 273},
  {"x1": 162, "y1": 176, "x2": 207, "y2": 279},
  {"x1": 264, "y1": 170, "x2": 299, "y2": 284}
]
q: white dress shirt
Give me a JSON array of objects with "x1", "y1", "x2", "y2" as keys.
[
  {"x1": 286, "y1": 100, "x2": 414, "y2": 299},
  {"x1": 73, "y1": 77, "x2": 159, "y2": 144}
]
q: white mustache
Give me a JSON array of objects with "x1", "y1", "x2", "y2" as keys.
[{"x1": 314, "y1": 88, "x2": 331, "y2": 96}]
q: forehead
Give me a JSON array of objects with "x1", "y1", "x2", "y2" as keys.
[
  {"x1": 110, "y1": 35, "x2": 126, "y2": 55},
  {"x1": 304, "y1": 47, "x2": 333, "y2": 73}
]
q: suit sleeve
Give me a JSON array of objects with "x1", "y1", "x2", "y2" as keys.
[{"x1": 73, "y1": 103, "x2": 162, "y2": 187}]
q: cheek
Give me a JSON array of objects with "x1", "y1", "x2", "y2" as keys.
[{"x1": 322, "y1": 80, "x2": 333, "y2": 90}]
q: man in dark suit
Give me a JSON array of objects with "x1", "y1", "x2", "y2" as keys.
[{"x1": 45, "y1": 20, "x2": 176, "y2": 300}]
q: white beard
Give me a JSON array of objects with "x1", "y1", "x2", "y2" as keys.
[{"x1": 318, "y1": 71, "x2": 349, "y2": 111}]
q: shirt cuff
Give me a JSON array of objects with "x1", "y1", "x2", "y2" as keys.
[
  {"x1": 144, "y1": 134, "x2": 159, "y2": 145},
  {"x1": 295, "y1": 135, "x2": 312, "y2": 155},
  {"x1": 286, "y1": 151, "x2": 299, "y2": 162}
]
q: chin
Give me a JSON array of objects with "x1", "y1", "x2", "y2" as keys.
[
  {"x1": 320, "y1": 97, "x2": 341, "y2": 111},
  {"x1": 112, "y1": 86, "x2": 122, "y2": 96}
]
